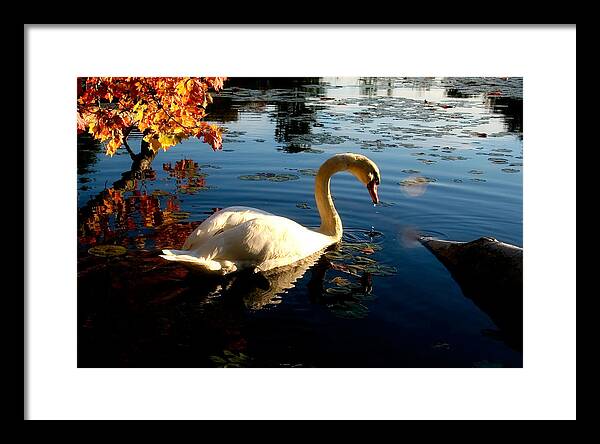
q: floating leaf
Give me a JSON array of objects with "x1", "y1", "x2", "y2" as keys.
[
  {"x1": 441, "y1": 155, "x2": 468, "y2": 161},
  {"x1": 297, "y1": 168, "x2": 318, "y2": 176},
  {"x1": 399, "y1": 176, "x2": 436, "y2": 197},
  {"x1": 330, "y1": 277, "x2": 351, "y2": 287},
  {"x1": 399, "y1": 176, "x2": 437, "y2": 186},
  {"x1": 88, "y1": 245, "x2": 127, "y2": 257},
  {"x1": 432, "y1": 341, "x2": 451, "y2": 350},
  {"x1": 170, "y1": 211, "x2": 191, "y2": 220},
  {"x1": 237, "y1": 174, "x2": 263, "y2": 181},
  {"x1": 473, "y1": 360, "x2": 504, "y2": 368},
  {"x1": 326, "y1": 286, "x2": 352, "y2": 295},
  {"x1": 363, "y1": 263, "x2": 397, "y2": 276},
  {"x1": 210, "y1": 350, "x2": 252, "y2": 368},
  {"x1": 328, "y1": 301, "x2": 370, "y2": 319},
  {"x1": 238, "y1": 172, "x2": 300, "y2": 182}
]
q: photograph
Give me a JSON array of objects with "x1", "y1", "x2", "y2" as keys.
[
  {"x1": 26, "y1": 25, "x2": 576, "y2": 420},
  {"x1": 77, "y1": 76, "x2": 524, "y2": 368}
]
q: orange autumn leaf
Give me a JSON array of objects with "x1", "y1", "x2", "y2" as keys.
[{"x1": 77, "y1": 76, "x2": 227, "y2": 156}]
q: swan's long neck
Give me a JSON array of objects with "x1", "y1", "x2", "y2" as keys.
[{"x1": 315, "y1": 157, "x2": 345, "y2": 241}]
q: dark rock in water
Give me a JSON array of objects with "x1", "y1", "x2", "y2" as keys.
[{"x1": 419, "y1": 236, "x2": 523, "y2": 351}]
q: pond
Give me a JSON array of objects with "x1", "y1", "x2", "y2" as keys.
[{"x1": 77, "y1": 77, "x2": 523, "y2": 368}]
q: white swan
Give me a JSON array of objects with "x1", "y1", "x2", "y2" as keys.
[{"x1": 160, "y1": 153, "x2": 381, "y2": 274}]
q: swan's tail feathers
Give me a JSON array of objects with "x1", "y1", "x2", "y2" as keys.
[
  {"x1": 159, "y1": 250, "x2": 237, "y2": 274},
  {"x1": 161, "y1": 249, "x2": 192, "y2": 256}
]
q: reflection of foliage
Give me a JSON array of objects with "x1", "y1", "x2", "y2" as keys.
[
  {"x1": 78, "y1": 184, "x2": 184, "y2": 248},
  {"x1": 78, "y1": 156, "x2": 220, "y2": 249},
  {"x1": 163, "y1": 159, "x2": 213, "y2": 194},
  {"x1": 77, "y1": 77, "x2": 227, "y2": 155}
]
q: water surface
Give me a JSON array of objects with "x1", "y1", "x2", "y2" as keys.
[{"x1": 77, "y1": 77, "x2": 523, "y2": 367}]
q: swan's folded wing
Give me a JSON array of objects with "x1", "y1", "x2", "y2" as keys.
[
  {"x1": 182, "y1": 206, "x2": 275, "y2": 250},
  {"x1": 205, "y1": 215, "x2": 329, "y2": 271}
]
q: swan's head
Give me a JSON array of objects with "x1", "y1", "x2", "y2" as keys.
[{"x1": 343, "y1": 153, "x2": 381, "y2": 204}]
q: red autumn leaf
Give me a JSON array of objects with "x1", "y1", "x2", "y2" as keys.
[{"x1": 77, "y1": 77, "x2": 227, "y2": 155}]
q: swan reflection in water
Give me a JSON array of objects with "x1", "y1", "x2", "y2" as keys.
[
  {"x1": 188, "y1": 250, "x2": 327, "y2": 310},
  {"x1": 184, "y1": 241, "x2": 379, "y2": 316}
]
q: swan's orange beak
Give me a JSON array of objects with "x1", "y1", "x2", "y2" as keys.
[{"x1": 367, "y1": 179, "x2": 379, "y2": 204}]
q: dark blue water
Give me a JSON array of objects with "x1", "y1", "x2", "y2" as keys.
[{"x1": 77, "y1": 77, "x2": 523, "y2": 368}]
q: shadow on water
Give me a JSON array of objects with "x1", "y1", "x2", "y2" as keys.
[{"x1": 77, "y1": 228, "x2": 384, "y2": 367}]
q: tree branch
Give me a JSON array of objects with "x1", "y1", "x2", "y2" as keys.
[{"x1": 122, "y1": 126, "x2": 137, "y2": 160}]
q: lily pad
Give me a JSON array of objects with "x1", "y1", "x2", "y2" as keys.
[
  {"x1": 297, "y1": 168, "x2": 318, "y2": 176},
  {"x1": 441, "y1": 155, "x2": 468, "y2": 161},
  {"x1": 325, "y1": 286, "x2": 352, "y2": 295},
  {"x1": 399, "y1": 176, "x2": 436, "y2": 197},
  {"x1": 432, "y1": 341, "x2": 451, "y2": 350},
  {"x1": 328, "y1": 301, "x2": 370, "y2": 319},
  {"x1": 237, "y1": 174, "x2": 264, "y2": 181},
  {"x1": 364, "y1": 264, "x2": 397, "y2": 276},
  {"x1": 238, "y1": 172, "x2": 300, "y2": 182},
  {"x1": 209, "y1": 350, "x2": 252, "y2": 368},
  {"x1": 399, "y1": 176, "x2": 437, "y2": 186},
  {"x1": 330, "y1": 277, "x2": 352, "y2": 287},
  {"x1": 170, "y1": 211, "x2": 191, "y2": 220},
  {"x1": 88, "y1": 245, "x2": 127, "y2": 257},
  {"x1": 473, "y1": 360, "x2": 503, "y2": 368}
]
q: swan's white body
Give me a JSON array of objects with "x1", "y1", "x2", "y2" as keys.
[
  {"x1": 160, "y1": 153, "x2": 381, "y2": 274},
  {"x1": 161, "y1": 206, "x2": 331, "y2": 273}
]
